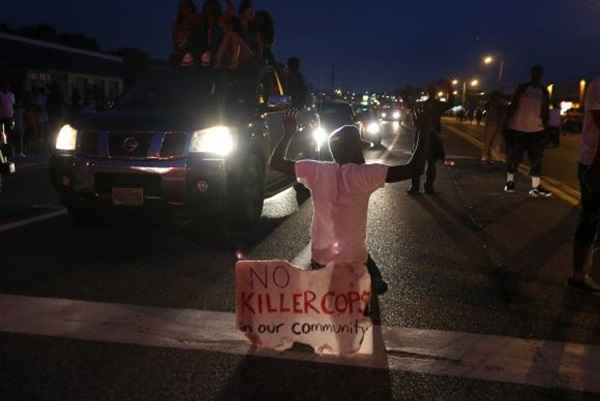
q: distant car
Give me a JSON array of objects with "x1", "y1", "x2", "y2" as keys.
[
  {"x1": 355, "y1": 107, "x2": 383, "y2": 146},
  {"x1": 49, "y1": 68, "x2": 314, "y2": 228},
  {"x1": 562, "y1": 107, "x2": 583, "y2": 133},
  {"x1": 380, "y1": 105, "x2": 402, "y2": 121},
  {"x1": 314, "y1": 101, "x2": 382, "y2": 151}
]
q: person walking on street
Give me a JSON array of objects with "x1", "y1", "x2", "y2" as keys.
[
  {"x1": 0, "y1": 79, "x2": 16, "y2": 158},
  {"x1": 269, "y1": 111, "x2": 428, "y2": 296},
  {"x1": 547, "y1": 101, "x2": 562, "y2": 148},
  {"x1": 408, "y1": 86, "x2": 447, "y2": 194},
  {"x1": 504, "y1": 65, "x2": 551, "y2": 198},
  {"x1": 570, "y1": 76, "x2": 600, "y2": 292},
  {"x1": 475, "y1": 108, "x2": 483, "y2": 126},
  {"x1": 481, "y1": 91, "x2": 507, "y2": 163}
]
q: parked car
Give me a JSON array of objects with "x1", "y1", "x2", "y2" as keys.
[{"x1": 49, "y1": 68, "x2": 313, "y2": 227}]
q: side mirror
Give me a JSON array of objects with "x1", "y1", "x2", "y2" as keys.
[{"x1": 268, "y1": 95, "x2": 291, "y2": 109}]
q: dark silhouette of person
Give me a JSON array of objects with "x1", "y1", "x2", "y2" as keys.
[
  {"x1": 286, "y1": 57, "x2": 308, "y2": 109},
  {"x1": 408, "y1": 86, "x2": 448, "y2": 194}
]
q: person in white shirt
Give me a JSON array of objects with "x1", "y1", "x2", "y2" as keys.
[
  {"x1": 547, "y1": 101, "x2": 562, "y2": 148},
  {"x1": 571, "y1": 76, "x2": 600, "y2": 292},
  {"x1": 270, "y1": 111, "x2": 428, "y2": 295},
  {"x1": 504, "y1": 65, "x2": 551, "y2": 198}
]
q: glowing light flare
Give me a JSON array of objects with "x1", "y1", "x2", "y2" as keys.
[
  {"x1": 189, "y1": 126, "x2": 235, "y2": 156},
  {"x1": 55, "y1": 124, "x2": 77, "y2": 151},
  {"x1": 313, "y1": 127, "x2": 328, "y2": 149},
  {"x1": 470, "y1": 79, "x2": 480, "y2": 87},
  {"x1": 483, "y1": 56, "x2": 494, "y2": 65},
  {"x1": 366, "y1": 122, "x2": 381, "y2": 136}
]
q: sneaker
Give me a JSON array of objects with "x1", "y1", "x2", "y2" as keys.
[
  {"x1": 568, "y1": 275, "x2": 600, "y2": 293},
  {"x1": 529, "y1": 186, "x2": 552, "y2": 198},
  {"x1": 504, "y1": 181, "x2": 515, "y2": 193}
]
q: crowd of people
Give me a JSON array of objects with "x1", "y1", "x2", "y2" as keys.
[
  {"x1": 171, "y1": 0, "x2": 275, "y2": 71},
  {"x1": 0, "y1": 79, "x2": 69, "y2": 161}
]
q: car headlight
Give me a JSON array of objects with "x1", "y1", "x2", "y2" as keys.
[
  {"x1": 392, "y1": 111, "x2": 401, "y2": 120},
  {"x1": 367, "y1": 122, "x2": 381, "y2": 136},
  {"x1": 55, "y1": 124, "x2": 77, "y2": 151},
  {"x1": 313, "y1": 126, "x2": 328, "y2": 148},
  {"x1": 381, "y1": 112, "x2": 387, "y2": 118},
  {"x1": 189, "y1": 126, "x2": 235, "y2": 156}
]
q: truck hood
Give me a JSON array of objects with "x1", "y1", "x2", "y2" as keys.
[{"x1": 72, "y1": 108, "x2": 224, "y2": 132}]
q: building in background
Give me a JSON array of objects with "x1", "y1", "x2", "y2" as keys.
[{"x1": 0, "y1": 31, "x2": 125, "y2": 105}]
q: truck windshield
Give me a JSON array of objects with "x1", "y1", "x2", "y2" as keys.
[{"x1": 117, "y1": 73, "x2": 214, "y2": 112}]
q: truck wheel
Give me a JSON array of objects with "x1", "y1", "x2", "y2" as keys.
[{"x1": 230, "y1": 154, "x2": 265, "y2": 227}]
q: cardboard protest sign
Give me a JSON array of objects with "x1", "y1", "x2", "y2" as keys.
[{"x1": 236, "y1": 260, "x2": 373, "y2": 356}]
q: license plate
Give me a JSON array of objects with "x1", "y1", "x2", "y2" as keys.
[{"x1": 112, "y1": 188, "x2": 144, "y2": 206}]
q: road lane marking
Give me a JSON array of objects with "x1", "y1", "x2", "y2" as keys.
[
  {"x1": 444, "y1": 124, "x2": 581, "y2": 207},
  {"x1": 0, "y1": 209, "x2": 67, "y2": 233},
  {"x1": 1, "y1": 293, "x2": 599, "y2": 394}
]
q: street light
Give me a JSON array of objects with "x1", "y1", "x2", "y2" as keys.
[
  {"x1": 483, "y1": 54, "x2": 505, "y2": 84},
  {"x1": 451, "y1": 79, "x2": 459, "y2": 86},
  {"x1": 470, "y1": 79, "x2": 480, "y2": 87}
]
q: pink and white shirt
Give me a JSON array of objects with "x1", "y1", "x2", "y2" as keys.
[{"x1": 295, "y1": 161, "x2": 388, "y2": 266}]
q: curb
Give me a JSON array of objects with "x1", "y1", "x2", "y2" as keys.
[{"x1": 444, "y1": 124, "x2": 581, "y2": 208}]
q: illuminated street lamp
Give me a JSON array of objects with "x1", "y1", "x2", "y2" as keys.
[
  {"x1": 451, "y1": 79, "x2": 459, "y2": 86},
  {"x1": 470, "y1": 79, "x2": 480, "y2": 87},
  {"x1": 483, "y1": 54, "x2": 505, "y2": 84}
]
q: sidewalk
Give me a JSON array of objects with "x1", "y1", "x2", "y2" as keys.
[{"x1": 443, "y1": 118, "x2": 582, "y2": 206}]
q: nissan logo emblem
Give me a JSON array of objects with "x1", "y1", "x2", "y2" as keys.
[{"x1": 123, "y1": 137, "x2": 139, "y2": 153}]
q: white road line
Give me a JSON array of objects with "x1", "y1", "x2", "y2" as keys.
[
  {"x1": 0, "y1": 209, "x2": 67, "y2": 233},
  {"x1": 1, "y1": 293, "x2": 598, "y2": 394}
]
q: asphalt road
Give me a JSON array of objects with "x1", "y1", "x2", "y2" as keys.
[{"x1": 1, "y1": 121, "x2": 598, "y2": 401}]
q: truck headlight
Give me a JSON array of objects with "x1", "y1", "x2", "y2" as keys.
[
  {"x1": 367, "y1": 122, "x2": 381, "y2": 136},
  {"x1": 313, "y1": 126, "x2": 328, "y2": 148},
  {"x1": 189, "y1": 126, "x2": 235, "y2": 156},
  {"x1": 55, "y1": 124, "x2": 77, "y2": 151},
  {"x1": 392, "y1": 111, "x2": 401, "y2": 120}
]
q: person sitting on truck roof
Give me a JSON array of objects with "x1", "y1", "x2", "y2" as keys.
[
  {"x1": 214, "y1": 16, "x2": 255, "y2": 71},
  {"x1": 171, "y1": 0, "x2": 203, "y2": 66}
]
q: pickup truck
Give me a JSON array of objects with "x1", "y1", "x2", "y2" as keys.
[{"x1": 49, "y1": 68, "x2": 317, "y2": 227}]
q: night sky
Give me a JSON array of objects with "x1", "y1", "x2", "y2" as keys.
[{"x1": 3, "y1": 1, "x2": 600, "y2": 89}]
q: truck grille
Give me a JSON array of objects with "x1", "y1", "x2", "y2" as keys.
[
  {"x1": 160, "y1": 133, "x2": 189, "y2": 158},
  {"x1": 76, "y1": 131, "x2": 188, "y2": 159},
  {"x1": 94, "y1": 173, "x2": 162, "y2": 197},
  {"x1": 108, "y1": 133, "x2": 154, "y2": 159},
  {"x1": 77, "y1": 131, "x2": 100, "y2": 156}
]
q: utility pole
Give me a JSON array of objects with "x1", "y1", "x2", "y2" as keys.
[{"x1": 331, "y1": 64, "x2": 336, "y2": 91}]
